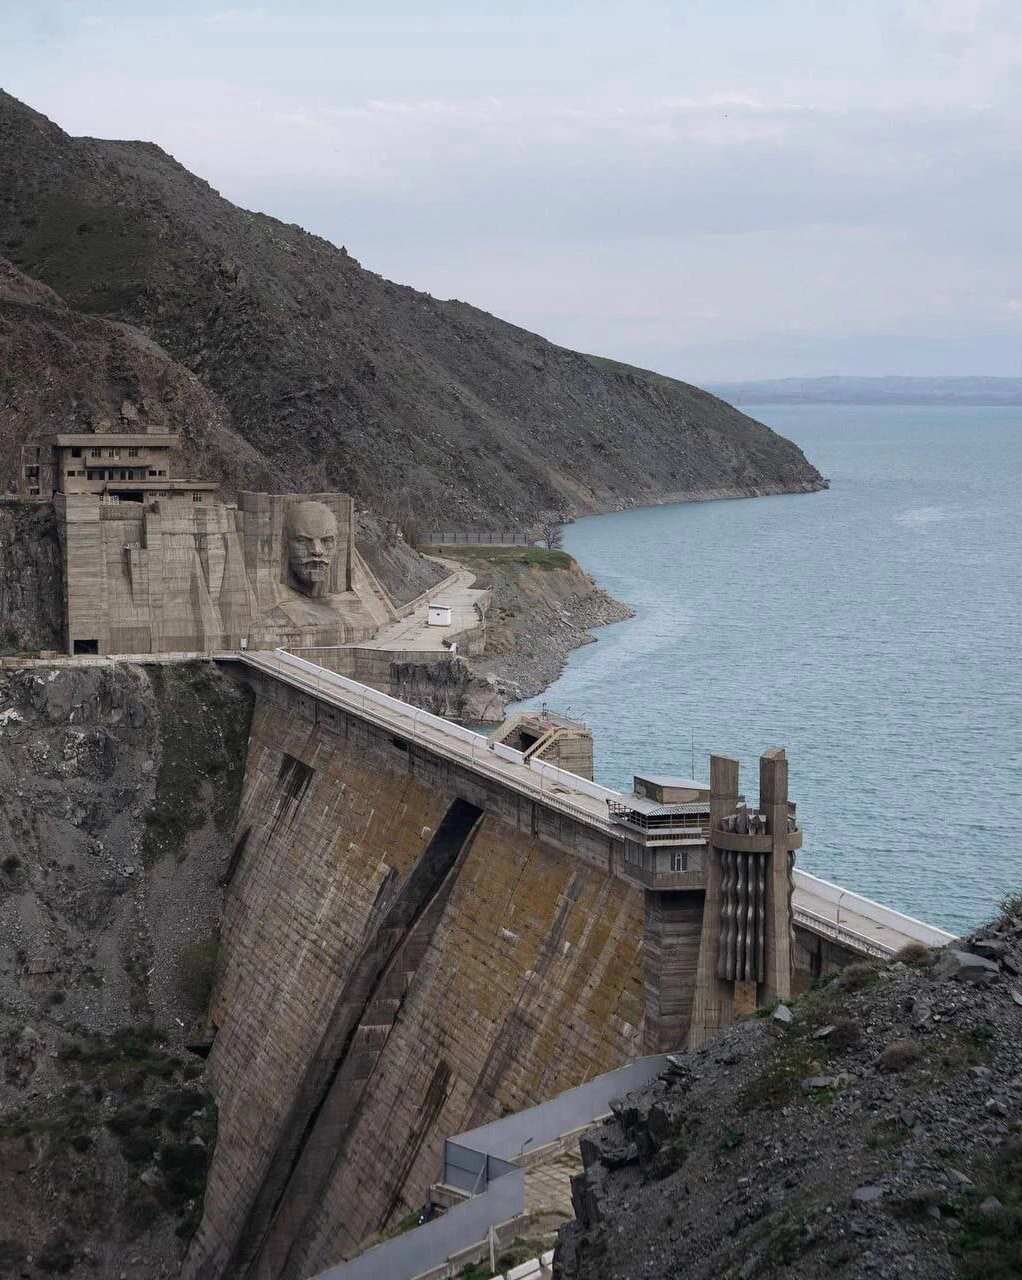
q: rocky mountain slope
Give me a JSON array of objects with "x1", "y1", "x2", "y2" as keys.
[
  {"x1": 0, "y1": 662, "x2": 252, "y2": 1278},
  {"x1": 0, "y1": 501, "x2": 63, "y2": 652},
  {"x1": 0, "y1": 90, "x2": 824, "y2": 524},
  {"x1": 557, "y1": 908, "x2": 1022, "y2": 1280},
  {"x1": 455, "y1": 545, "x2": 634, "y2": 699},
  {"x1": 0, "y1": 255, "x2": 282, "y2": 496}
]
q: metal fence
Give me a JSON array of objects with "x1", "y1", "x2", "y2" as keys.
[
  {"x1": 444, "y1": 1054, "x2": 672, "y2": 1184},
  {"x1": 311, "y1": 1168, "x2": 524, "y2": 1280},
  {"x1": 430, "y1": 530, "x2": 533, "y2": 546},
  {"x1": 311, "y1": 1054, "x2": 675, "y2": 1280}
]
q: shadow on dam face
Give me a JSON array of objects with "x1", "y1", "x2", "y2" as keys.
[{"x1": 224, "y1": 797, "x2": 484, "y2": 1280}]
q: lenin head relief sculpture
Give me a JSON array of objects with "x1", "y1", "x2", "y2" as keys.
[{"x1": 286, "y1": 500, "x2": 338, "y2": 598}]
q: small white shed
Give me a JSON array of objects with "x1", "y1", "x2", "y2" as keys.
[{"x1": 427, "y1": 602, "x2": 452, "y2": 627}]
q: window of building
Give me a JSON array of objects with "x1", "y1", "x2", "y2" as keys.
[
  {"x1": 670, "y1": 850, "x2": 687, "y2": 873},
  {"x1": 127, "y1": 447, "x2": 139, "y2": 457},
  {"x1": 149, "y1": 470, "x2": 158, "y2": 477},
  {"x1": 192, "y1": 493, "x2": 202, "y2": 502},
  {"x1": 90, "y1": 448, "x2": 101, "y2": 458},
  {"x1": 71, "y1": 447, "x2": 82, "y2": 458},
  {"x1": 158, "y1": 470, "x2": 167, "y2": 477}
]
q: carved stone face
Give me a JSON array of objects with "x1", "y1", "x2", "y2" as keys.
[{"x1": 286, "y1": 501, "x2": 338, "y2": 598}]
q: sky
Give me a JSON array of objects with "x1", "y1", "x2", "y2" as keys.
[{"x1": 3, "y1": 0, "x2": 1022, "y2": 381}]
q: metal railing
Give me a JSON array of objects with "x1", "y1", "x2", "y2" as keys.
[
  {"x1": 430, "y1": 530, "x2": 533, "y2": 546},
  {"x1": 239, "y1": 650, "x2": 622, "y2": 837},
  {"x1": 236, "y1": 651, "x2": 957, "y2": 961},
  {"x1": 314, "y1": 1055, "x2": 674, "y2": 1280},
  {"x1": 792, "y1": 907, "x2": 894, "y2": 960}
]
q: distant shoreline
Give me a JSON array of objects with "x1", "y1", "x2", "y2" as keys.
[{"x1": 707, "y1": 376, "x2": 1022, "y2": 407}]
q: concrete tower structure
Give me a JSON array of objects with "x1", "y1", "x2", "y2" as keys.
[{"x1": 687, "y1": 748, "x2": 802, "y2": 1047}]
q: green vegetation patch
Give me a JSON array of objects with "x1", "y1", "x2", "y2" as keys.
[
  {"x1": 47, "y1": 1024, "x2": 216, "y2": 1242},
  {"x1": 739, "y1": 1040, "x2": 819, "y2": 1113},
  {"x1": 998, "y1": 889, "x2": 1022, "y2": 926},
  {"x1": 143, "y1": 663, "x2": 253, "y2": 863},
  {"x1": 923, "y1": 1029, "x2": 994, "y2": 1084},
  {"x1": 728, "y1": 1201, "x2": 823, "y2": 1278},
  {"x1": 176, "y1": 936, "x2": 220, "y2": 1014},
  {"x1": 7, "y1": 196, "x2": 164, "y2": 314},
  {"x1": 866, "y1": 1119, "x2": 909, "y2": 1151},
  {"x1": 439, "y1": 545, "x2": 574, "y2": 571},
  {"x1": 953, "y1": 1137, "x2": 1022, "y2": 1279}
]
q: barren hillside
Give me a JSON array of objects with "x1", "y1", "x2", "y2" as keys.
[{"x1": 0, "y1": 90, "x2": 824, "y2": 525}]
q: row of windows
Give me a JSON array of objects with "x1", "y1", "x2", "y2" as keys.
[
  {"x1": 65, "y1": 469, "x2": 168, "y2": 480},
  {"x1": 105, "y1": 490, "x2": 204, "y2": 502},
  {"x1": 69, "y1": 446, "x2": 144, "y2": 459}
]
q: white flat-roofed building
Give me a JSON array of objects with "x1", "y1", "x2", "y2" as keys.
[{"x1": 427, "y1": 603, "x2": 452, "y2": 626}]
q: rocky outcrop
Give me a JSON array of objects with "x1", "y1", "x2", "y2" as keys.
[
  {"x1": 464, "y1": 549, "x2": 634, "y2": 700},
  {"x1": 0, "y1": 661, "x2": 252, "y2": 1277},
  {"x1": 0, "y1": 91, "x2": 825, "y2": 525},
  {"x1": 390, "y1": 656, "x2": 506, "y2": 723},
  {"x1": 556, "y1": 905, "x2": 1022, "y2": 1280},
  {"x1": 353, "y1": 510, "x2": 447, "y2": 608},
  {"x1": 0, "y1": 660, "x2": 251, "y2": 1037},
  {"x1": 0, "y1": 501, "x2": 63, "y2": 652}
]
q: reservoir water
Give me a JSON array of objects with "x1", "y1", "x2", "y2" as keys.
[{"x1": 515, "y1": 405, "x2": 1022, "y2": 934}]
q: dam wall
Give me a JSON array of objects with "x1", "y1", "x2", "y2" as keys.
[{"x1": 186, "y1": 668, "x2": 646, "y2": 1280}]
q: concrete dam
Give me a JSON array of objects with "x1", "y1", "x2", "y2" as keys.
[
  {"x1": 177, "y1": 650, "x2": 951, "y2": 1280},
  {"x1": 1, "y1": 457, "x2": 953, "y2": 1277}
]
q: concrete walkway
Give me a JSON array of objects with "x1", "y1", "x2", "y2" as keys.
[
  {"x1": 523, "y1": 1148, "x2": 582, "y2": 1216},
  {"x1": 360, "y1": 566, "x2": 487, "y2": 653}
]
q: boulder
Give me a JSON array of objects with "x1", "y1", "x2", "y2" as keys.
[
  {"x1": 933, "y1": 949, "x2": 1000, "y2": 982},
  {"x1": 852, "y1": 1185, "x2": 885, "y2": 1204},
  {"x1": 972, "y1": 938, "x2": 1010, "y2": 960}
]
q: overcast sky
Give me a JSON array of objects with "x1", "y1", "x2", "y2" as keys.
[{"x1": 4, "y1": 0, "x2": 1022, "y2": 381}]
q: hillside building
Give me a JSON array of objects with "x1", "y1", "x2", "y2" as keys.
[{"x1": 19, "y1": 433, "x2": 217, "y2": 504}]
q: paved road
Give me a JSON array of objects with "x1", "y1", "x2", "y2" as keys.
[
  {"x1": 239, "y1": 649, "x2": 956, "y2": 958},
  {"x1": 361, "y1": 563, "x2": 487, "y2": 653}
]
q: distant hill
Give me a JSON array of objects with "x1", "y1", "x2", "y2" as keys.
[
  {"x1": 706, "y1": 376, "x2": 1022, "y2": 406},
  {"x1": 0, "y1": 90, "x2": 823, "y2": 524}
]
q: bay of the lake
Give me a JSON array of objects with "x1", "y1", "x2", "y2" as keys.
[{"x1": 514, "y1": 404, "x2": 1022, "y2": 934}]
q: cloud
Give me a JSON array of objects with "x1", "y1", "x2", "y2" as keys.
[{"x1": 4, "y1": 0, "x2": 1021, "y2": 377}]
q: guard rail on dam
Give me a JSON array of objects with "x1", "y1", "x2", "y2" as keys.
[{"x1": 231, "y1": 648, "x2": 956, "y2": 959}]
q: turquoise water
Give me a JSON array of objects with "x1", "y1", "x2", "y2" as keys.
[{"x1": 516, "y1": 405, "x2": 1022, "y2": 934}]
